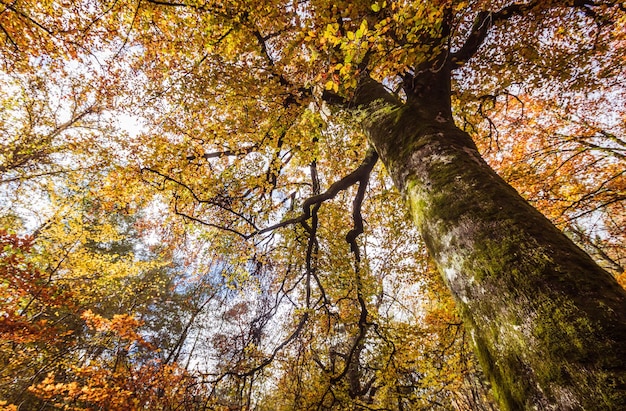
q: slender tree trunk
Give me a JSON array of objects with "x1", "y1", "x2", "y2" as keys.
[{"x1": 355, "y1": 73, "x2": 626, "y2": 410}]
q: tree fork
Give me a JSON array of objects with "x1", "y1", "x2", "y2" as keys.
[{"x1": 355, "y1": 74, "x2": 626, "y2": 410}]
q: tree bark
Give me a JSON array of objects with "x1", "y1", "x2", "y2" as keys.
[{"x1": 355, "y1": 74, "x2": 626, "y2": 410}]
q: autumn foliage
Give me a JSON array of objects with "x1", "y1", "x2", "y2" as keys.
[{"x1": 1, "y1": 0, "x2": 625, "y2": 409}]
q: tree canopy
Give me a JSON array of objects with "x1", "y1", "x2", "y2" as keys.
[{"x1": 1, "y1": 0, "x2": 625, "y2": 410}]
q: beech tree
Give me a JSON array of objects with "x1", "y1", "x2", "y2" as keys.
[{"x1": 1, "y1": 0, "x2": 626, "y2": 410}]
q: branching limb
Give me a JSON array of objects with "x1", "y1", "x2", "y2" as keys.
[
  {"x1": 346, "y1": 148, "x2": 378, "y2": 261},
  {"x1": 450, "y1": 2, "x2": 543, "y2": 67},
  {"x1": 450, "y1": 0, "x2": 616, "y2": 67},
  {"x1": 143, "y1": 146, "x2": 379, "y2": 269},
  {"x1": 244, "y1": 147, "x2": 380, "y2": 239},
  {"x1": 304, "y1": 161, "x2": 321, "y2": 309},
  {"x1": 217, "y1": 311, "x2": 309, "y2": 380},
  {"x1": 141, "y1": 167, "x2": 259, "y2": 232},
  {"x1": 327, "y1": 148, "x2": 378, "y2": 395},
  {"x1": 144, "y1": 0, "x2": 189, "y2": 7}
]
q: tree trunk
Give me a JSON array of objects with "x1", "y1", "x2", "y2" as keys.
[{"x1": 355, "y1": 74, "x2": 626, "y2": 410}]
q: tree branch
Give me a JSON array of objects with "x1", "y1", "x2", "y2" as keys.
[
  {"x1": 345, "y1": 148, "x2": 378, "y2": 260},
  {"x1": 450, "y1": 2, "x2": 540, "y2": 67},
  {"x1": 0, "y1": 1, "x2": 54, "y2": 35},
  {"x1": 141, "y1": 167, "x2": 259, "y2": 231},
  {"x1": 0, "y1": 22, "x2": 18, "y2": 50},
  {"x1": 244, "y1": 147, "x2": 380, "y2": 239},
  {"x1": 220, "y1": 311, "x2": 309, "y2": 379}
]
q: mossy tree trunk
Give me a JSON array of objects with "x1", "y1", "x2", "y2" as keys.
[{"x1": 353, "y1": 71, "x2": 626, "y2": 410}]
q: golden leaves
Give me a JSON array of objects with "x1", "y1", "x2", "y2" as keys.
[
  {"x1": 29, "y1": 361, "x2": 197, "y2": 411},
  {"x1": 1, "y1": 0, "x2": 625, "y2": 409},
  {"x1": 81, "y1": 310, "x2": 152, "y2": 348},
  {"x1": 471, "y1": 91, "x2": 626, "y2": 277},
  {"x1": 0, "y1": 401, "x2": 17, "y2": 411}
]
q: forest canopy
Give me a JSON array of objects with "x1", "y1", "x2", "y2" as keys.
[{"x1": 1, "y1": 0, "x2": 625, "y2": 410}]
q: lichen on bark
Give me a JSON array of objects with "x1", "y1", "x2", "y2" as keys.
[{"x1": 354, "y1": 77, "x2": 626, "y2": 410}]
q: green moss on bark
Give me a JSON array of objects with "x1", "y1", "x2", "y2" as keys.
[{"x1": 361, "y1": 99, "x2": 626, "y2": 410}]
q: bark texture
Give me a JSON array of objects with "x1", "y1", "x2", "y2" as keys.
[{"x1": 355, "y1": 75, "x2": 626, "y2": 410}]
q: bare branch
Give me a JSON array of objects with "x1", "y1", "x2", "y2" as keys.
[
  {"x1": 245, "y1": 147, "x2": 380, "y2": 239},
  {"x1": 141, "y1": 167, "x2": 259, "y2": 231},
  {"x1": 185, "y1": 144, "x2": 258, "y2": 161},
  {"x1": 345, "y1": 148, "x2": 379, "y2": 261},
  {"x1": 218, "y1": 312, "x2": 309, "y2": 380}
]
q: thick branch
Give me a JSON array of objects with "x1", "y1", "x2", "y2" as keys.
[
  {"x1": 328, "y1": 149, "x2": 378, "y2": 394},
  {"x1": 144, "y1": 0, "x2": 189, "y2": 6},
  {"x1": 300, "y1": 147, "x2": 378, "y2": 221},
  {"x1": 152, "y1": 148, "x2": 380, "y2": 243},
  {"x1": 304, "y1": 161, "x2": 322, "y2": 308},
  {"x1": 345, "y1": 149, "x2": 379, "y2": 260},
  {"x1": 244, "y1": 147, "x2": 380, "y2": 239},
  {"x1": 450, "y1": 0, "x2": 611, "y2": 67},
  {"x1": 351, "y1": 76, "x2": 401, "y2": 108},
  {"x1": 450, "y1": 2, "x2": 540, "y2": 67},
  {"x1": 449, "y1": 11, "x2": 494, "y2": 67}
]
